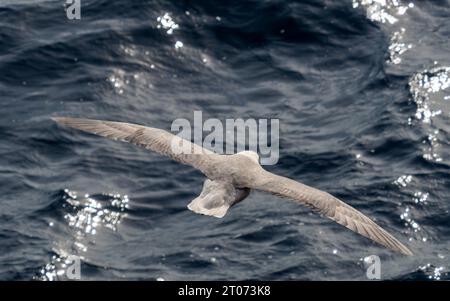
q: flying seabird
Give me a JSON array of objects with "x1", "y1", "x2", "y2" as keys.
[{"x1": 52, "y1": 117, "x2": 413, "y2": 256}]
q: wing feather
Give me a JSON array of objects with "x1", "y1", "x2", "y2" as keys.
[
  {"x1": 251, "y1": 172, "x2": 413, "y2": 255},
  {"x1": 52, "y1": 117, "x2": 219, "y2": 174}
]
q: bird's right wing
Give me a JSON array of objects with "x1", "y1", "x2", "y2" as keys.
[
  {"x1": 52, "y1": 117, "x2": 220, "y2": 175},
  {"x1": 250, "y1": 171, "x2": 413, "y2": 256}
]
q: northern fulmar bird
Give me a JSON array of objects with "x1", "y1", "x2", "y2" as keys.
[{"x1": 53, "y1": 117, "x2": 413, "y2": 256}]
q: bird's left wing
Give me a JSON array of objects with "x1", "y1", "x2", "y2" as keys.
[{"x1": 52, "y1": 117, "x2": 220, "y2": 175}]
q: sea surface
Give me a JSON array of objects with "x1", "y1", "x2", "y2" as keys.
[{"x1": 0, "y1": 0, "x2": 449, "y2": 280}]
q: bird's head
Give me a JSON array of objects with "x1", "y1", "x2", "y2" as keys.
[{"x1": 237, "y1": 151, "x2": 260, "y2": 164}]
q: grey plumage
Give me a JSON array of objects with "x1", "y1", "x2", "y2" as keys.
[
  {"x1": 188, "y1": 179, "x2": 250, "y2": 218},
  {"x1": 52, "y1": 117, "x2": 413, "y2": 256}
]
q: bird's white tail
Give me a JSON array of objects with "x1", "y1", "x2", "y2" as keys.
[
  {"x1": 187, "y1": 198, "x2": 230, "y2": 218},
  {"x1": 187, "y1": 179, "x2": 250, "y2": 218}
]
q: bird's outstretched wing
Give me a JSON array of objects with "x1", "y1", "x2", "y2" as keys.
[
  {"x1": 250, "y1": 171, "x2": 413, "y2": 255},
  {"x1": 52, "y1": 117, "x2": 219, "y2": 174}
]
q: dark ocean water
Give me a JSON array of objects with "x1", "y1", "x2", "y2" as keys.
[{"x1": 0, "y1": 0, "x2": 449, "y2": 280}]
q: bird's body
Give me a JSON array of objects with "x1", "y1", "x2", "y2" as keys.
[{"x1": 52, "y1": 117, "x2": 413, "y2": 256}]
